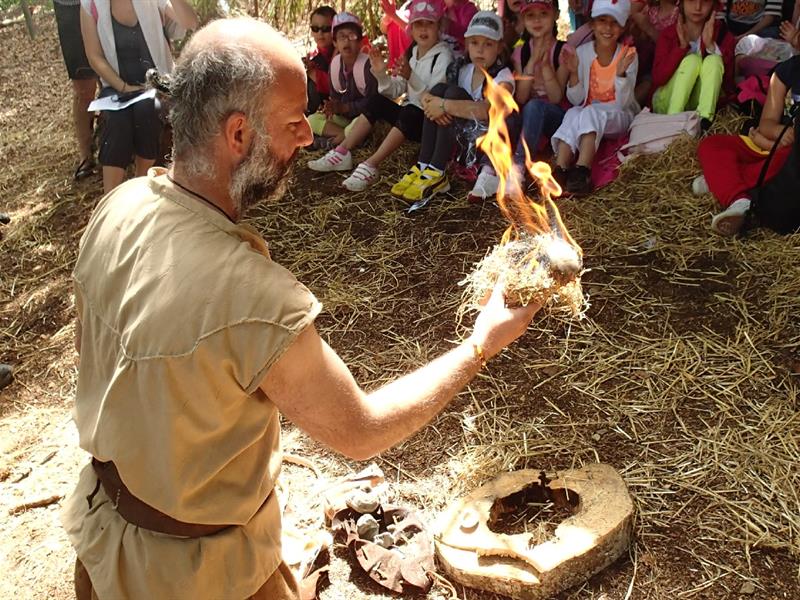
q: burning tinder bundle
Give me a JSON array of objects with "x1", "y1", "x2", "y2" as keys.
[{"x1": 460, "y1": 74, "x2": 587, "y2": 317}]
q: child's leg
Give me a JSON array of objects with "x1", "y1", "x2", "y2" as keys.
[
  {"x1": 689, "y1": 54, "x2": 724, "y2": 120},
  {"x1": 576, "y1": 132, "x2": 598, "y2": 168},
  {"x1": 556, "y1": 140, "x2": 574, "y2": 169},
  {"x1": 428, "y1": 86, "x2": 472, "y2": 171},
  {"x1": 365, "y1": 103, "x2": 426, "y2": 167},
  {"x1": 322, "y1": 122, "x2": 346, "y2": 144},
  {"x1": 697, "y1": 134, "x2": 789, "y2": 208},
  {"x1": 551, "y1": 106, "x2": 583, "y2": 168},
  {"x1": 340, "y1": 114, "x2": 374, "y2": 151},
  {"x1": 341, "y1": 94, "x2": 402, "y2": 151},
  {"x1": 515, "y1": 100, "x2": 566, "y2": 165},
  {"x1": 653, "y1": 54, "x2": 702, "y2": 115},
  {"x1": 573, "y1": 104, "x2": 633, "y2": 166},
  {"x1": 364, "y1": 127, "x2": 407, "y2": 167}
]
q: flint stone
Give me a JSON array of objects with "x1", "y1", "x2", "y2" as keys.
[{"x1": 435, "y1": 464, "x2": 634, "y2": 600}]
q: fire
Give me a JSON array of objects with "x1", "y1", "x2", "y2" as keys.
[{"x1": 477, "y1": 73, "x2": 581, "y2": 256}]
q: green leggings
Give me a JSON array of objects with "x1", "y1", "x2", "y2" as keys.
[{"x1": 653, "y1": 53, "x2": 724, "y2": 120}]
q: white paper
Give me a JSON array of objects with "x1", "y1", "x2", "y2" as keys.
[{"x1": 88, "y1": 88, "x2": 156, "y2": 112}]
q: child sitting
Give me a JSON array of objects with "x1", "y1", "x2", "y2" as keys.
[
  {"x1": 307, "y1": 13, "x2": 378, "y2": 149},
  {"x1": 381, "y1": 0, "x2": 479, "y2": 56},
  {"x1": 651, "y1": 0, "x2": 735, "y2": 128},
  {"x1": 391, "y1": 11, "x2": 515, "y2": 202},
  {"x1": 695, "y1": 54, "x2": 799, "y2": 236},
  {"x1": 308, "y1": 0, "x2": 453, "y2": 192},
  {"x1": 305, "y1": 6, "x2": 336, "y2": 117},
  {"x1": 512, "y1": 0, "x2": 570, "y2": 173},
  {"x1": 552, "y1": 0, "x2": 640, "y2": 195}
]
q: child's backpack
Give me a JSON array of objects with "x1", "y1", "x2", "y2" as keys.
[
  {"x1": 735, "y1": 74, "x2": 771, "y2": 134},
  {"x1": 746, "y1": 104, "x2": 800, "y2": 234},
  {"x1": 617, "y1": 108, "x2": 700, "y2": 161},
  {"x1": 329, "y1": 52, "x2": 371, "y2": 96}
]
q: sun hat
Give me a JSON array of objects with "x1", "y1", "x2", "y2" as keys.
[
  {"x1": 407, "y1": 0, "x2": 444, "y2": 24},
  {"x1": 591, "y1": 0, "x2": 631, "y2": 27},
  {"x1": 464, "y1": 10, "x2": 504, "y2": 41}
]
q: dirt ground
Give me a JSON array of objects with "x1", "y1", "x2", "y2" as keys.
[{"x1": 1, "y1": 11, "x2": 799, "y2": 600}]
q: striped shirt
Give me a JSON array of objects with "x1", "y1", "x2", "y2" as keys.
[{"x1": 727, "y1": 0, "x2": 783, "y2": 25}]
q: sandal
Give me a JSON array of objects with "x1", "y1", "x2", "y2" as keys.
[{"x1": 74, "y1": 157, "x2": 96, "y2": 181}]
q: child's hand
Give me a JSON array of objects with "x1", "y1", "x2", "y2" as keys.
[
  {"x1": 561, "y1": 44, "x2": 578, "y2": 75},
  {"x1": 380, "y1": 0, "x2": 398, "y2": 20},
  {"x1": 393, "y1": 55, "x2": 412, "y2": 80},
  {"x1": 780, "y1": 20, "x2": 799, "y2": 48},
  {"x1": 323, "y1": 98, "x2": 346, "y2": 117},
  {"x1": 676, "y1": 15, "x2": 689, "y2": 49},
  {"x1": 702, "y1": 12, "x2": 717, "y2": 51},
  {"x1": 616, "y1": 44, "x2": 636, "y2": 77},
  {"x1": 423, "y1": 94, "x2": 446, "y2": 120},
  {"x1": 368, "y1": 46, "x2": 387, "y2": 73}
]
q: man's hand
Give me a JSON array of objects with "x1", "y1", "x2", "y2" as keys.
[
  {"x1": 702, "y1": 13, "x2": 717, "y2": 52},
  {"x1": 469, "y1": 281, "x2": 541, "y2": 360}
]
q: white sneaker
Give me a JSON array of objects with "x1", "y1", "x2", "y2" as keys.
[
  {"x1": 711, "y1": 198, "x2": 751, "y2": 237},
  {"x1": 343, "y1": 163, "x2": 378, "y2": 191},
  {"x1": 308, "y1": 149, "x2": 352, "y2": 172},
  {"x1": 692, "y1": 174, "x2": 709, "y2": 196},
  {"x1": 468, "y1": 168, "x2": 499, "y2": 203}
]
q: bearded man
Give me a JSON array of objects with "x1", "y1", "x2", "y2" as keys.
[{"x1": 63, "y1": 17, "x2": 540, "y2": 600}]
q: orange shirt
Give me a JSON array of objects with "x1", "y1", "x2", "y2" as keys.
[{"x1": 586, "y1": 50, "x2": 624, "y2": 105}]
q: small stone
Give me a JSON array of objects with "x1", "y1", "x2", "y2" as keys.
[
  {"x1": 373, "y1": 532, "x2": 395, "y2": 548},
  {"x1": 346, "y1": 490, "x2": 379, "y2": 514},
  {"x1": 739, "y1": 581, "x2": 756, "y2": 595},
  {"x1": 591, "y1": 433, "x2": 601, "y2": 442},
  {"x1": 460, "y1": 509, "x2": 479, "y2": 532},
  {"x1": 356, "y1": 514, "x2": 380, "y2": 541}
]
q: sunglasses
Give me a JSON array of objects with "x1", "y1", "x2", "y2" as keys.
[{"x1": 310, "y1": 25, "x2": 332, "y2": 33}]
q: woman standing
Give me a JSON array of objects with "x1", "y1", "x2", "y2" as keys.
[{"x1": 80, "y1": 0, "x2": 198, "y2": 193}]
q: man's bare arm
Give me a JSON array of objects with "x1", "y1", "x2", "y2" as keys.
[{"x1": 261, "y1": 286, "x2": 540, "y2": 460}]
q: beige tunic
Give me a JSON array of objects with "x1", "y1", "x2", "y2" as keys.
[{"x1": 62, "y1": 168, "x2": 321, "y2": 599}]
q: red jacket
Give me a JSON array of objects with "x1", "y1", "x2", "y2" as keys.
[{"x1": 651, "y1": 20, "x2": 736, "y2": 105}]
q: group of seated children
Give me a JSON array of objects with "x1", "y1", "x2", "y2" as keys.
[{"x1": 302, "y1": 0, "x2": 800, "y2": 235}]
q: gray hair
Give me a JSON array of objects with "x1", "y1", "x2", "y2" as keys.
[{"x1": 169, "y1": 37, "x2": 275, "y2": 176}]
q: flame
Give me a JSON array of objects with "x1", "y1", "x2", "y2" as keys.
[{"x1": 477, "y1": 72, "x2": 582, "y2": 256}]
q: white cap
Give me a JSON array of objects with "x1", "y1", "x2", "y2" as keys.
[
  {"x1": 591, "y1": 0, "x2": 631, "y2": 27},
  {"x1": 464, "y1": 11, "x2": 503, "y2": 42}
]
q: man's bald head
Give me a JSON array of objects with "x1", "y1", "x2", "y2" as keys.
[{"x1": 169, "y1": 17, "x2": 304, "y2": 176}]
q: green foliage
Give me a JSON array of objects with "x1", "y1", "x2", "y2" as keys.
[{"x1": 189, "y1": 0, "x2": 382, "y2": 39}]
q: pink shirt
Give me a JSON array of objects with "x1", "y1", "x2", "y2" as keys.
[{"x1": 445, "y1": 0, "x2": 478, "y2": 47}]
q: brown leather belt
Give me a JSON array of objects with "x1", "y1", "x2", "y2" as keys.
[{"x1": 90, "y1": 458, "x2": 232, "y2": 538}]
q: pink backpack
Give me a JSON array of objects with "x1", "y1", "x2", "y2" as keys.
[
  {"x1": 329, "y1": 52, "x2": 370, "y2": 96},
  {"x1": 617, "y1": 108, "x2": 700, "y2": 161}
]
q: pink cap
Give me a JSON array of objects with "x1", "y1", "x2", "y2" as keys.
[
  {"x1": 407, "y1": 0, "x2": 444, "y2": 24},
  {"x1": 520, "y1": 0, "x2": 557, "y2": 13},
  {"x1": 332, "y1": 12, "x2": 363, "y2": 33}
]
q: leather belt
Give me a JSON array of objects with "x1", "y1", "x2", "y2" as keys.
[{"x1": 90, "y1": 458, "x2": 232, "y2": 538}]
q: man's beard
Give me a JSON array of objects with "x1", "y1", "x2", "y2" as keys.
[{"x1": 228, "y1": 127, "x2": 297, "y2": 221}]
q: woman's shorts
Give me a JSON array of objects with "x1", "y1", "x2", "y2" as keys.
[
  {"x1": 54, "y1": 2, "x2": 96, "y2": 80},
  {"x1": 97, "y1": 89, "x2": 162, "y2": 167}
]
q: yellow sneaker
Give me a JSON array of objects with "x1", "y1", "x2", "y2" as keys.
[
  {"x1": 402, "y1": 168, "x2": 450, "y2": 202},
  {"x1": 390, "y1": 165, "x2": 422, "y2": 197}
]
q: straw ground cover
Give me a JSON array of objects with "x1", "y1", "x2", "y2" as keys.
[{"x1": 1, "y1": 11, "x2": 799, "y2": 600}]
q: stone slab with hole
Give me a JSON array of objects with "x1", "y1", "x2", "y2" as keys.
[{"x1": 434, "y1": 464, "x2": 633, "y2": 599}]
